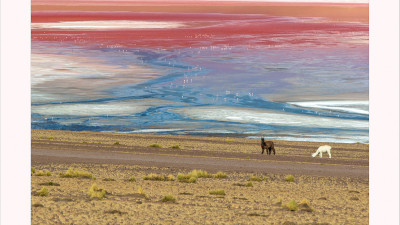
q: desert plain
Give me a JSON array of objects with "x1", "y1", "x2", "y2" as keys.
[{"x1": 31, "y1": 129, "x2": 369, "y2": 224}]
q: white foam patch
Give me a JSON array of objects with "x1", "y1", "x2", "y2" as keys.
[
  {"x1": 121, "y1": 129, "x2": 184, "y2": 133},
  {"x1": 172, "y1": 106, "x2": 369, "y2": 130},
  {"x1": 32, "y1": 99, "x2": 179, "y2": 116},
  {"x1": 288, "y1": 100, "x2": 369, "y2": 115},
  {"x1": 31, "y1": 20, "x2": 186, "y2": 30}
]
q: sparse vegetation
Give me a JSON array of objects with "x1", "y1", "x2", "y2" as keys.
[
  {"x1": 209, "y1": 189, "x2": 226, "y2": 195},
  {"x1": 128, "y1": 176, "x2": 136, "y2": 182},
  {"x1": 88, "y1": 184, "x2": 106, "y2": 199},
  {"x1": 113, "y1": 141, "x2": 120, "y2": 145},
  {"x1": 137, "y1": 186, "x2": 148, "y2": 199},
  {"x1": 190, "y1": 169, "x2": 212, "y2": 178},
  {"x1": 246, "y1": 182, "x2": 253, "y2": 187},
  {"x1": 214, "y1": 171, "x2": 228, "y2": 179},
  {"x1": 166, "y1": 174, "x2": 175, "y2": 181},
  {"x1": 59, "y1": 168, "x2": 94, "y2": 179},
  {"x1": 169, "y1": 145, "x2": 180, "y2": 149},
  {"x1": 31, "y1": 167, "x2": 36, "y2": 176},
  {"x1": 248, "y1": 176, "x2": 262, "y2": 182},
  {"x1": 103, "y1": 178, "x2": 115, "y2": 181},
  {"x1": 36, "y1": 187, "x2": 49, "y2": 197},
  {"x1": 284, "y1": 200, "x2": 298, "y2": 211},
  {"x1": 177, "y1": 172, "x2": 197, "y2": 183},
  {"x1": 143, "y1": 173, "x2": 165, "y2": 181},
  {"x1": 161, "y1": 194, "x2": 176, "y2": 203},
  {"x1": 285, "y1": 175, "x2": 295, "y2": 182},
  {"x1": 350, "y1": 197, "x2": 359, "y2": 201},
  {"x1": 39, "y1": 181, "x2": 60, "y2": 186},
  {"x1": 48, "y1": 136, "x2": 54, "y2": 140},
  {"x1": 148, "y1": 144, "x2": 162, "y2": 148},
  {"x1": 36, "y1": 170, "x2": 51, "y2": 176}
]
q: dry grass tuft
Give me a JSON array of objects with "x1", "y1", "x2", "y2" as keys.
[
  {"x1": 284, "y1": 200, "x2": 298, "y2": 211},
  {"x1": 214, "y1": 171, "x2": 228, "y2": 179},
  {"x1": 190, "y1": 169, "x2": 212, "y2": 178},
  {"x1": 113, "y1": 141, "x2": 120, "y2": 145},
  {"x1": 143, "y1": 173, "x2": 165, "y2": 181},
  {"x1": 285, "y1": 175, "x2": 295, "y2": 182},
  {"x1": 148, "y1": 144, "x2": 162, "y2": 148},
  {"x1": 103, "y1": 178, "x2": 115, "y2": 181},
  {"x1": 36, "y1": 170, "x2": 51, "y2": 176},
  {"x1": 137, "y1": 186, "x2": 148, "y2": 199},
  {"x1": 248, "y1": 176, "x2": 262, "y2": 182},
  {"x1": 59, "y1": 168, "x2": 94, "y2": 179},
  {"x1": 209, "y1": 189, "x2": 226, "y2": 196},
  {"x1": 166, "y1": 174, "x2": 175, "y2": 181},
  {"x1": 39, "y1": 181, "x2": 60, "y2": 186},
  {"x1": 36, "y1": 187, "x2": 49, "y2": 197},
  {"x1": 177, "y1": 173, "x2": 197, "y2": 183},
  {"x1": 128, "y1": 176, "x2": 136, "y2": 182},
  {"x1": 161, "y1": 194, "x2": 176, "y2": 203},
  {"x1": 31, "y1": 167, "x2": 36, "y2": 176},
  {"x1": 88, "y1": 184, "x2": 106, "y2": 199},
  {"x1": 169, "y1": 145, "x2": 180, "y2": 149}
]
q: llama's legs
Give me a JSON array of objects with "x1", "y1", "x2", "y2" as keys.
[
  {"x1": 319, "y1": 152, "x2": 322, "y2": 158},
  {"x1": 261, "y1": 148, "x2": 264, "y2": 154},
  {"x1": 328, "y1": 150, "x2": 331, "y2": 158}
]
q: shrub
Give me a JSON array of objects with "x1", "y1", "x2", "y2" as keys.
[
  {"x1": 143, "y1": 173, "x2": 165, "y2": 181},
  {"x1": 128, "y1": 176, "x2": 136, "y2": 182},
  {"x1": 113, "y1": 141, "x2": 120, "y2": 145},
  {"x1": 246, "y1": 182, "x2": 253, "y2": 187},
  {"x1": 248, "y1": 176, "x2": 262, "y2": 182},
  {"x1": 48, "y1": 136, "x2": 54, "y2": 140},
  {"x1": 36, "y1": 187, "x2": 49, "y2": 196},
  {"x1": 59, "y1": 168, "x2": 94, "y2": 179},
  {"x1": 36, "y1": 170, "x2": 51, "y2": 176},
  {"x1": 284, "y1": 200, "x2": 298, "y2": 211},
  {"x1": 285, "y1": 175, "x2": 295, "y2": 182},
  {"x1": 169, "y1": 145, "x2": 180, "y2": 149},
  {"x1": 103, "y1": 178, "x2": 115, "y2": 181},
  {"x1": 190, "y1": 169, "x2": 212, "y2": 178},
  {"x1": 88, "y1": 184, "x2": 106, "y2": 199},
  {"x1": 209, "y1": 189, "x2": 226, "y2": 196},
  {"x1": 214, "y1": 171, "x2": 228, "y2": 179},
  {"x1": 166, "y1": 174, "x2": 175, "y2": 181},
  {"x1": 31, "y1": 167, "x2": 36, "y2": 175},
  {"x1": 177, "y1": 173, "x2": 197, "y2": 183},
  {"x1": 137, "y1": 186, "x2": 148, "y2": 199},
  {"x1": 161, "y1": 194, "x2": 176, "y2": 203},
  {"x1": 148, "y1": 144, "x2": 162, "y2": 148}
]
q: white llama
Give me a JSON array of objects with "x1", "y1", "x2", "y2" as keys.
[{"x1": 312, "y1": 145, "x2": 332, "y2": 158}]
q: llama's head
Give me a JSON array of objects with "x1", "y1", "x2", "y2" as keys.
[{"x1": 312, "y1": 152, "x2": 317, "y2": 157}]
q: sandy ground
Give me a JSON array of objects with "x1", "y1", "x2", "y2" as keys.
[{"x1": 31, "y1": 129, "x2": 369, "y2": 224}]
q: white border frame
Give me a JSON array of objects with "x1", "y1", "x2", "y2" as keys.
[
  {"x1": 1, "y1": 0, "x2": 399, "y2": 224},
  {"x1": 1, "y1": 0, "x2": 31, "y2": 224}
]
